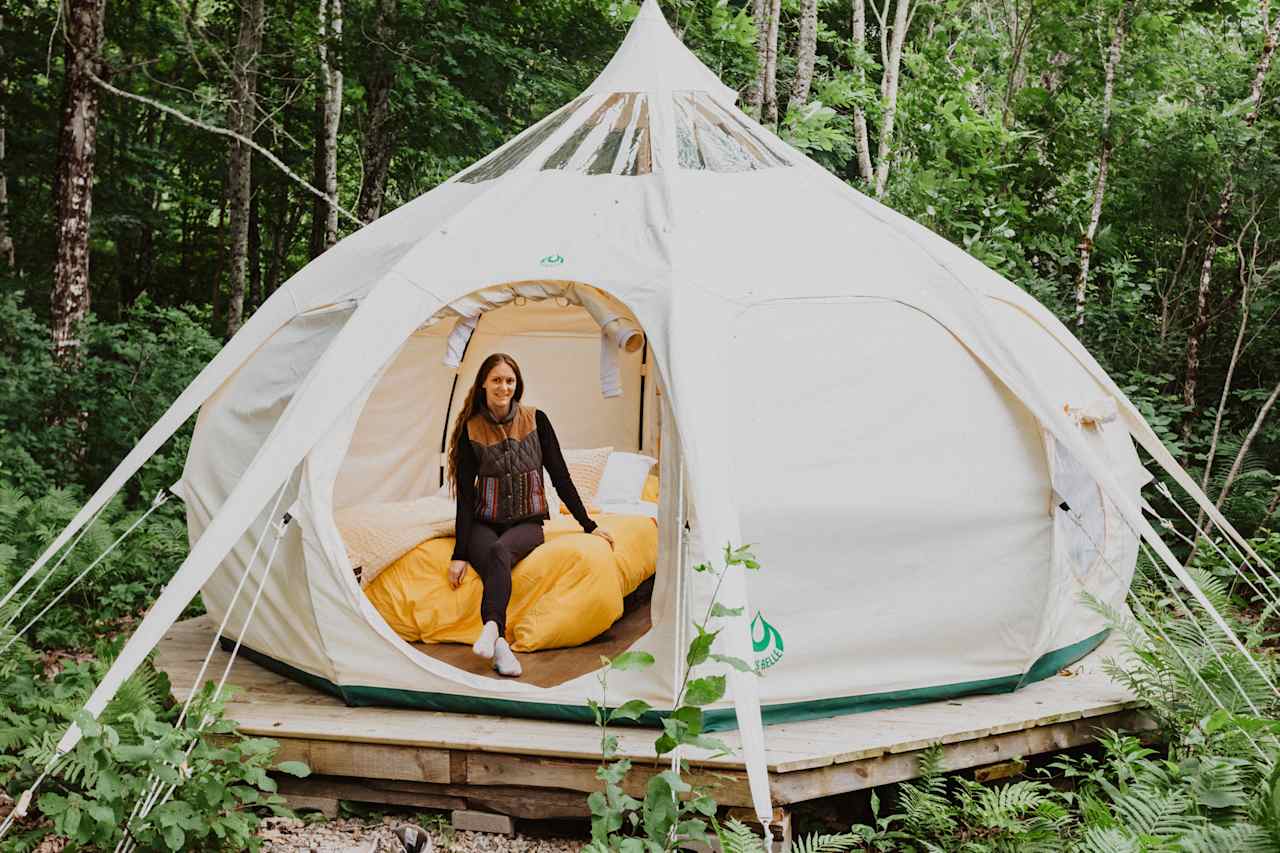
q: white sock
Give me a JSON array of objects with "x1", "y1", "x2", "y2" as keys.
[
  {"x1": 493, "y1": 638, "x2": 522, "y2": 677},
  {"x1": 472, "y1": 621, "x2": 499, "y2": 660}
]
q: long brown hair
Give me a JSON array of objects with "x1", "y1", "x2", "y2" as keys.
[{"x1": 446, "y1": 353, "x2": 525, "y2": 494}]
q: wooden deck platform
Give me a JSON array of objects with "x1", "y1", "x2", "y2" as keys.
[{"x1": 154, "y1": 616, "x2": 1153, "y2": 819}]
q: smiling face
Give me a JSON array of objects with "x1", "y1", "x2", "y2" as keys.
[{"x1": 483, "y1": 359, "x2": 519, "y2": 414}]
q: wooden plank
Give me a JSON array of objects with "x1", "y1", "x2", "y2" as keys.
[
  {"x1": 276, "y1": 774, "x2": 592, "y2": 819},
  {"x1": 768, "y1": 710, "x2": 1156, "y2": 805},
  {"x1": 271, "y1": 739, "x2": 451, "y2": 783},
  {"x1": 464, "y1": 751, "x2": 757, "y2": 808},
  {"x1": 275, "y1": 775, "x2": 467, "y2": 811}
]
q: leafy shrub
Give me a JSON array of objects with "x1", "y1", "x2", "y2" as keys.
[
  {"x1": 0, "y1": 635, "x2": 306, "y2": 851},
  {"x1": 0, "y1": 480, "x2": 194, "y2": 652},
  {"x1": 0, "y1": 292, "x2": 218, "y2": 503}
]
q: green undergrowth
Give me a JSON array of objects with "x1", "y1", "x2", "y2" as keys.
[{"x1": 0, "y1": 635, "x2": 307, "y2": 852}]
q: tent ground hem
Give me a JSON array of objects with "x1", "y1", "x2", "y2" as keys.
[
  {"x1": 732, "y1": 629, "x2": 1109, "y2": 728},
  {"x1": 217, "y1": 629, "x2": 1108, "y2": 731}
]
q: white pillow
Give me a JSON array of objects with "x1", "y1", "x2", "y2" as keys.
[{"x1": 595, "y1": 452, "x2": 657, "y2": 505}]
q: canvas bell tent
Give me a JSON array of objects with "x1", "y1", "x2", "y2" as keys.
[{"x1": 4, "y1": 0, "x2": 1278, "y2": 831}]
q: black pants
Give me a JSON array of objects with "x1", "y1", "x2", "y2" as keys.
[{"x1": 466, "y1": 519, "x2": 545, "y2": 636}]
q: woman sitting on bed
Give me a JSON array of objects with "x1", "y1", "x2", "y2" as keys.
[{"x1": 445, "y1": 353, "x2": 615, "y2": 677}]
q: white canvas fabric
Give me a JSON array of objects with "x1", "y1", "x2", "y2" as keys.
[{"x1": 34, "y1": 0, "x2": 1266, "y2": 828}]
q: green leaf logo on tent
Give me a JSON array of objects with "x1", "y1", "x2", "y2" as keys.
[{"x1": 751, "y1": 611, "x2": 784, "y2": 671}]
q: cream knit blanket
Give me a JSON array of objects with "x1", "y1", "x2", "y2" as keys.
[{"x1": 335, "y1": 494, "x2": 456, "y2": 587}]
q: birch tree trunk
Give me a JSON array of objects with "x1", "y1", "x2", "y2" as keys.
[
  {"x1": 1214, "y1": 379, "x2": 1280, "y2": 512},
  {"x1": 746, "y1": 0, "x2": 768, "y2": 117},
  {"x1": 762, "y1": 0, "x2": 782, "y2": 126},
  {"x1": 311, "y1": 0, "x2": 343, "y2": 257},
  {"x1": 1182, "y1": 7, "x2": 1280, "y2": 434},
  {"x1": 787, "y1": 0, "x2": 819, "y2": 115},
  {"x1": 224, "y1": 0, "x2": 265, "y2": 337},
  {"x1": 851, "y1": 0, "x2": 874, "y2": 183},
  {"x1": 356, "y1": 0, "x2": 398, "y2": 223},
  {"x1": 51, "y1": 0, "x2": 107, "y2": 365},
  {"x1": 0, "y1": 11, "x2": 14, "y2": 269},
  {"x1": 1074, "y1": 0, "x2": 1132, "y2": 327},
  {"x1": 873, "y1": 0, "x2": 911, "y2": 197},
  {"x1": 1195, "y1": 220, "x2": 1259, "y2": 532}
]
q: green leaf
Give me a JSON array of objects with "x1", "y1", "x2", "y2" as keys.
[
  {"x1": 163, "y1": 823, "x2": 185, "y2": 851},
  {"x1": 684, "y1": 676, "x2": 727, "y2": 706},
  {"x1": 710, "y1": 654, "x2": 755, "y2": 673},
  {"x1": 672, "y1": 705, "x2": 704, "y2": 737},
  {"x1": 609, "y1": 699, "x2": 653, "y2": 722},
  {"x1": 709, "y1": 603, "x2": 744, "y2": 618},
  {"x1": 609, "y1": 651, "x2": 656, "y2": 672},
  {"x1": 655, "y1": 733, "x2": 679, "y2": 755},
  {"x1": 64, "y1": 804, "x2": 82, "y2": 837},
  {"x1": 686, "y1": 626, "x2": 719, "y2": 669},
  {"x1": 723, "y1": 543, "x2": 760, "y2": 569},
  {"x1": 686, "y1": 734, "x2": 734, "y2": 755},
  {"x1": 275, "y1": 760, "x2": 311, "y2": 778}
]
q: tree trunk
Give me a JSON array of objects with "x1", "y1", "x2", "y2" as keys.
[
  {"x1": 210, "y1": 198, "x2": 226, "y2": 329},
  {"x1": 851, "y1": 0, "x2": 874, "y2": 184},
  {"x1": 1214, "y1": 380, "x2": 1280, "y2": 512},
  {"x1": 1195, "y1": 219, "x2": 1260, "y2": 532},
  {"x1": 224, "y1": 0, "x2": 266, "y2": 337},
  {"x1": 310, "y1": 0, "x2": 343, "y2": 257},
  {"x1": 762, "y1": 0, "x2": 782, "y2": 126},
  {"x1": 873, "y1": 0, "x2": 911, "y2": 197},
  {"x1": 1000, "y1": 0, "x2": 1038, "y2": 128},
  {"x1": 248, "y1": 187, "x2": 262, "y2": 310},
  {"x1": 51, "y1": 0, "x2": 107, "y2": 366},
  {"x1": 1181, "y1": 7, "x2": 1280, "y2": 435},
  {"x1": 0, "y1": 10, "x2": 14, "y2": 269},
  {"x1": 786, "y1": 0, "x2": 818, "y2": 115},
  {"x1": 746, "y1": 0, "x2": 768, "y2": 117},
  {"x1": 356, "y1": 0, "x2": 398, "y2": 224},
  {"x1": 1074, "y1": 0, "x2": 1132, "y2": 327}
]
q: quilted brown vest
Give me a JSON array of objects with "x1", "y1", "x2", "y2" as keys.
[{"x1": 466, "y1": 403, "x2": 549, "y2": 525}]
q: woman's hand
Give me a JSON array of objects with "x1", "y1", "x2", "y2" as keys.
[
  {"x1": 591, "y1": 529, "x2": 615, "y2": 550},
  {"x1": 448, "y1": 559, "x2": 468, "y2": 589}
]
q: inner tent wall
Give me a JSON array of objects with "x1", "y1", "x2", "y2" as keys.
[{"x1": 335, "y1": 298, "x2": 658, "y2": 510}]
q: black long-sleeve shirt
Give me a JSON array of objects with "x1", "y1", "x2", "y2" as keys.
[{"x1": 452, "y1": 409, "x2": 598, "y2": 560}]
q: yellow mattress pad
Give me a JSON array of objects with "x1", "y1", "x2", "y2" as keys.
[{"x1": 364, "y1": 513, "x2": 657, "y2": 652}]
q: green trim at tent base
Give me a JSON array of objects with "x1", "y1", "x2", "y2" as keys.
[{"x1": 219, "y1": 629, "x2": 1108, "y2": 732}]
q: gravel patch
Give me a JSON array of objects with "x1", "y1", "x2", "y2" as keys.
[{"x1": 257, "y1": 815, "x2": 587, "y2": 853}]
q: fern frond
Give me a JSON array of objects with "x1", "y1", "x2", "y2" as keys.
[
  {"x1": 1076, "y1": 825, "x2": 1145, "y2": 853},
  {"x1": 789, "y1": 831, "x2": 864, "y2": 853},
  {"x1": 1176, "y1": 822, "x2": 1274, "y2": 853},
  {"x1": 716, "y1": 818, "x2": 769, "y2": 853}
]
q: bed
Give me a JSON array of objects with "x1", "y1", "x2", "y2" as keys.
[{"x1": 362, "y1": 509, "x2": 658, "y2": 651}]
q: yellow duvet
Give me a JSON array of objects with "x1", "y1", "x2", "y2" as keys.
[{"x1": 364, "y1": 514, "x2": 657, "y2": 652}]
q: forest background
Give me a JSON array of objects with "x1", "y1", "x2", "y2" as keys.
[{"x1": 2, "y1": 0, "x2": 1280, "y2": 849}]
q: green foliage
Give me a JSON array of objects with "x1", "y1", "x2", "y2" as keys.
[
  {"x1": 586, "y1": 544, "x2": 766, "y2": 852},
  {"x1": 0, "y1": 636, "x2": 304, "y2": 851}
]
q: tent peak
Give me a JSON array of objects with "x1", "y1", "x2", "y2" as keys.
[{"x1": 584, "y1": 0, "x2": 739, "y2": 106}]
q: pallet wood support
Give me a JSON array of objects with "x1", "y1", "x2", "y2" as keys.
[{"x1": 157, "y1": 617, "x2": 1152, "y2": 821}]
